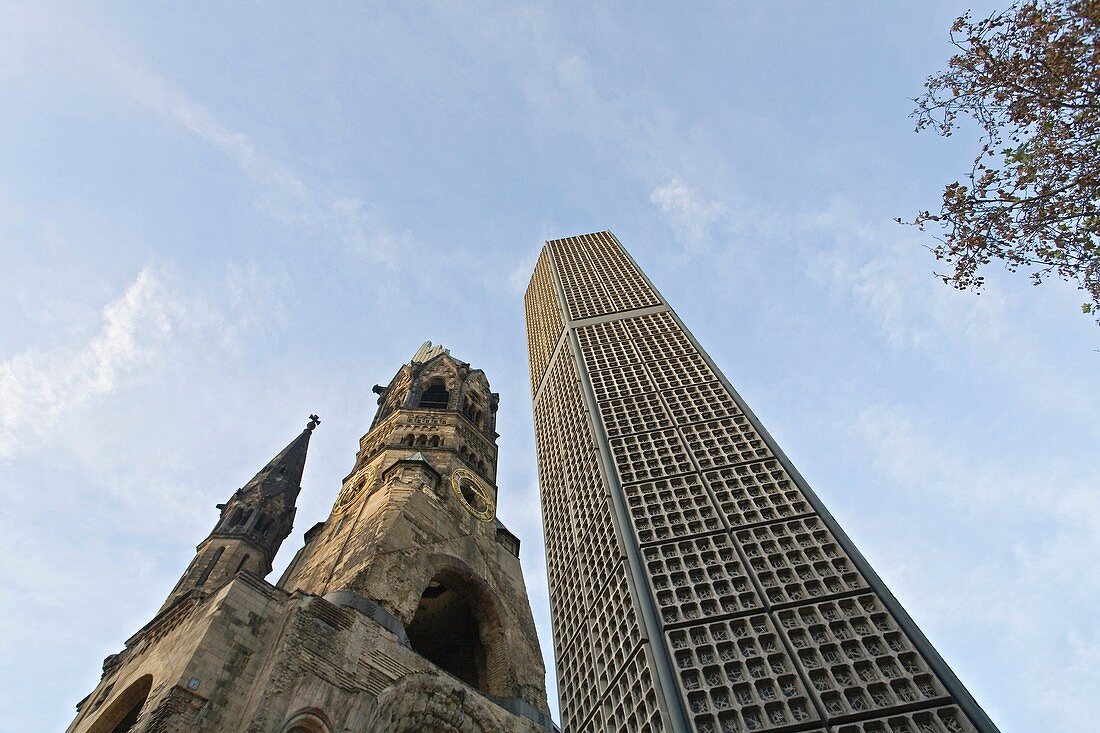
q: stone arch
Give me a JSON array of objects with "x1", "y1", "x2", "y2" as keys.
[
  {"x1": 226, "y1": 506, "x2": 250, "y2": 528},
  {"x1": 418, "y1": 377, "x2": 450, "y2": 409},
  {"x1": 404, "y1": 558, "x2": 512, "y2": 699},
  {"x1": 371, "y1": 673, "x2": 500, "y2": 733},
  {"x1": 86, "y1": 674, "x2": 153, "y2": 733},
  {"x1": 278, "y1": 707, "x2": 333, "y2": 733}
]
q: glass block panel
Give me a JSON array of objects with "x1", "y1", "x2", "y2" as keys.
[
  {"x1": 600, "y1": 392, "x2": 674, "y2": 438},
  {"x1": 644, "y1": 533, "x2": 762, "y2": 625},
  {"x1": 610, "y1": 428, "x2": 694, "y2": 484},
  {"x1": 625, "y1": 474, "x2": 722, "y2": 545},
  {"x1": 669, "y1": 615, "x2": 820, "y2": 732},
  {"x1": 780, "y1": 594, "x2": 951, "y2": 718},
  {"x1": 704, "y1": 460, "x2": 814, "y2": 528},
  {"x1": 662, "y1": 382, "x2": 741, "y2": 426},
  {"x1": 736, "y1": 517, "x2": 868, "y2": 606},
  {"x1": 680, "y1": 416, "x2": 770, "y2": 470}
]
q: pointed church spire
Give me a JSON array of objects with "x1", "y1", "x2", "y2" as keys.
[
  {"x1": 239, "y1": 414, "x2": 318, "y2": 500},
  {"x1": 159, "y1": 416, "x2": 318, "y2": 612}
]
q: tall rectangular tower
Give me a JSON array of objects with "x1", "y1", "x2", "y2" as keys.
[{"x1": 525, "y1": 232, "x2": 998, "y2": 733}]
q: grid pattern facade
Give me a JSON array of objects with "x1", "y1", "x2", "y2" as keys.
[
  {"x1": 548, "y1": 231, "x2": 662, "y2": 321},
  {"x1": 526, "y1": 247, "x2": 565, "y2": 392},
  {"x1": 533, "y1": 341, "x2": 659, "y2": 732},
  {"x1": 527, "y1": 232, "x2": 995, "y2": 733}
]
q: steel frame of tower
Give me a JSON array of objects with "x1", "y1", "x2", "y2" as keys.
[{"x1": 527, "y1": 231, "x2": 999, "y2": 733}]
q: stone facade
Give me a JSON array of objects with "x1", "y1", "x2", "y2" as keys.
[{"x1": 67, "y1": 344, "x2": 552, "y2": 733}]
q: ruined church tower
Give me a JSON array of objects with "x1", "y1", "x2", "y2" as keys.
[{"x1": 66, "y1": 343, "x2": 552, "y2": 733}]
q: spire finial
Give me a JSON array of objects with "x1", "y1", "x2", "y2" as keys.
[{"x1": 307, "y1": 414, "x2": 320, "y2": 431}]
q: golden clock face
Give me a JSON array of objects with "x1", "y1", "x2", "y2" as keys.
[
  {"x1": 450, "y1": 468, "x2": 495, "y2": 522},
  {"x1": 333, "y1": 466, "x2": 375, "y2": 515}
]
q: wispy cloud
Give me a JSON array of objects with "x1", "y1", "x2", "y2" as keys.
[
  {"x1": 650, "y1": 178, "x2": 725, "y2": 253},
  {"x1": 850, "y1": 404, "x2": 1100, "y2": 730},
  {"x1": 224, "y1": 261, "x2": 292, "y2": 338},
  {"x1": 109, "y1": 58, "x2": 401, "y2": 266},
  {"x1": 1, "y1": 2, "x2": 401, "y2": 265},
  {"x1": 438, "y1": 3, "x2": 692, "y2": 182},
  {"x1": 0, "y1": 257, "x2": 293, "y2": 464},
  {"x1": 0, "y1": 268, "x2": 174, "y2": 460},
  {"x1": 804, "y1": 198, "x2": 1098, "y2": 417}
]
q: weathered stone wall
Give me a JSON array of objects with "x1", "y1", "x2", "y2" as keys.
[
  {"x1": 69, "y1": 347, "x2": 552, "y2": 733},
  {"x1": 70, "y1": 573, "x2": 550, "y2": 733},
  {"x1": 281, "y1": 351, "x2": 549, "y2": 716}
]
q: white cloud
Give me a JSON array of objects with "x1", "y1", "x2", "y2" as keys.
[
  {"x1": 0, "y1": 267, "x2": 175, "y2": 460},
  {"x1": 650, "y1": 178, "x2": 726, "y2": 253},
  {"x1": 223, "y1": 261, "x2": 292, "y2": 340},
  {"x1": 111, "y1": 57, "x2": 400, "y2": 266},
  {"x1": 0, "y1": 259, "x2": 289, "y2": 465}
]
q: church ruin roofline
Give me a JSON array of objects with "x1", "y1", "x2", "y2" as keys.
[
  {"x1": 410, "y1": 339, "x2": 453, "y2": 365},
  {"x1": 66, "y1": 344, "x2": 552, "y2": 732},
  {"x1": 407, "y1": 339, "x2": 492, "y2": 380}
]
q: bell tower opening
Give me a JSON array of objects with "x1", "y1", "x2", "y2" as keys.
[
  {"x1": 406, "y1": 571, "x2": 496, "y2": 693},
  {"x1": 418, "y1": 379, "x2": 449, "y2": 409}
]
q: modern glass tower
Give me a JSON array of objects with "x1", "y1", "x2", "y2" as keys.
[{"x1": 525, "y1": 231, "x2": 998, "y2": 733}]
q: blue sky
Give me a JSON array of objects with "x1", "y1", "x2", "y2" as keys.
[{"x1": 1, "y1": 2, "x2": 1097, "y2": 731}]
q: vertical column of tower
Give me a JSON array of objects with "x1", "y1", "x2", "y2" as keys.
[
  {"x1": 526, "y1": 232, "x2": 999, "y2": 733},
  {"x1": 528, "y1": 241, "x2": 690, "y2": 733}
]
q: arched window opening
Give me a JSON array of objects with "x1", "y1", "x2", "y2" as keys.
[
  {"x1": 254, "y1": 514, "x2": 272, "y2": 534},
  {"x1": 416, "y1": 434, "x2": 427, "y2": 446},
  {"x1": 428, "y1": 435, "x2": 440, "y2": 447},
  {"x1": 464, "y1": 392, "x2": 483, "y2": 423},
  {"x1": 418, "y1": 379, "x2": 449, "y2": 410},
  {"x1": 227, "y1": 507, "x2": 250, "y2": 528},
  {"x1": 404, "y1": 433, "x2": 415, "y2": 446},
  {"x1": 86, "y1": 675, "x2": 153, "y2": 733},
  {"x1": 474, "y1": 410, "x2": 483, "y2": 429},
  {"x1": 196, "y1": 546, "x2": 224, "y2": 587},
  {"x1": 406, "y1": 571, "x2": 500, "y2": 695}
]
